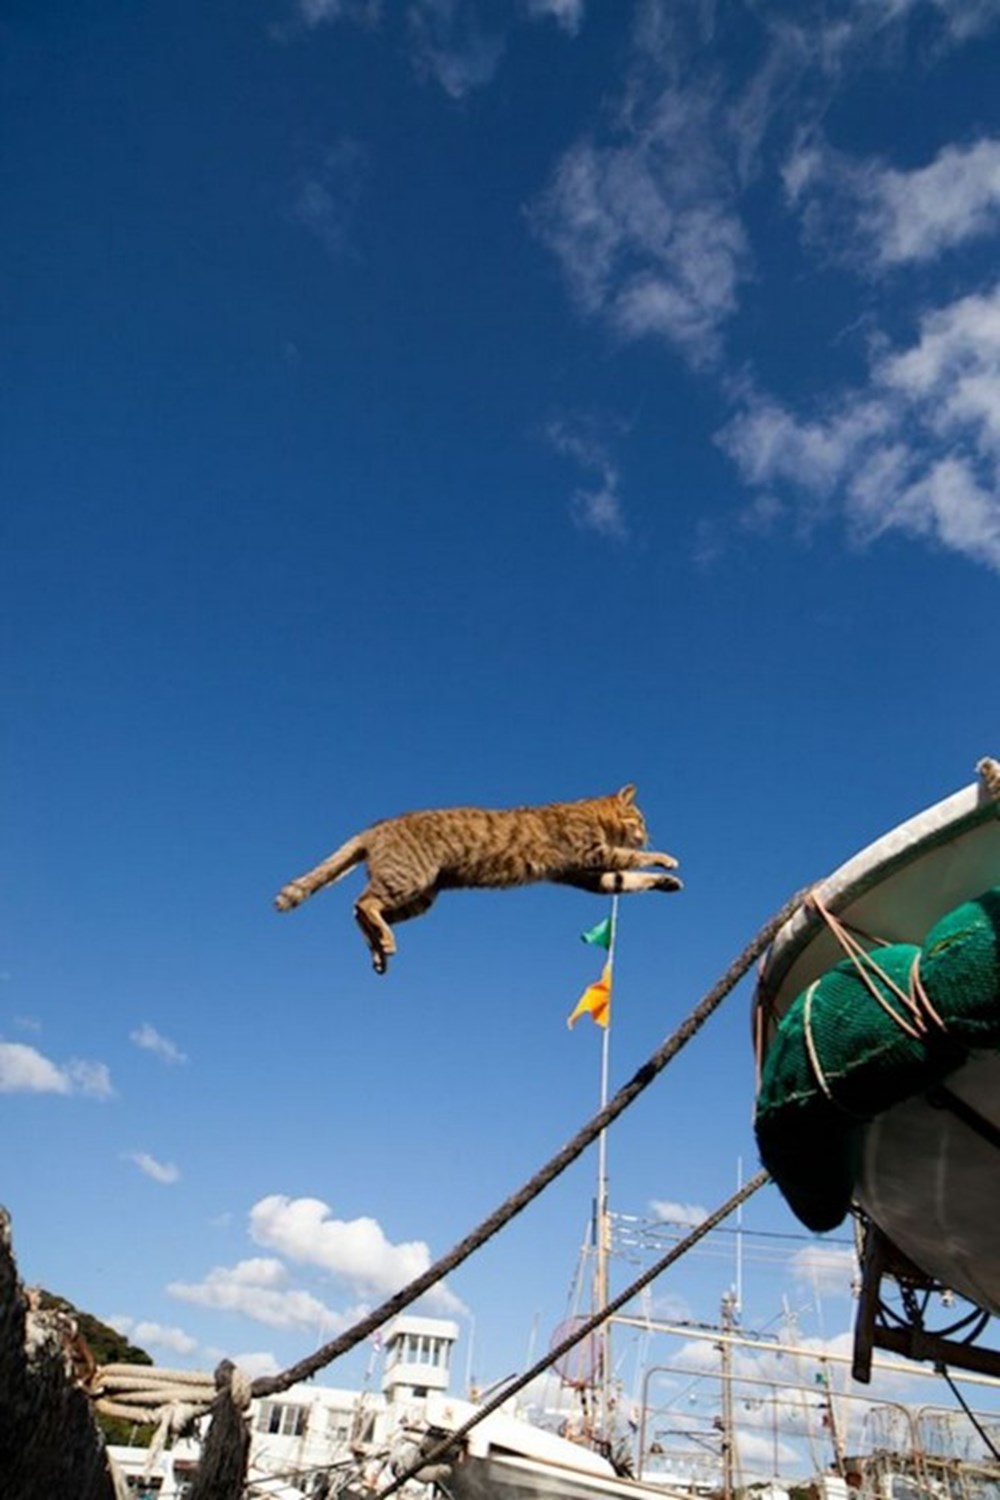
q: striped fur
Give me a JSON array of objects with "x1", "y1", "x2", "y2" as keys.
[{"x1": 275, "y1": 785, "x2": 681, "y2": 974}]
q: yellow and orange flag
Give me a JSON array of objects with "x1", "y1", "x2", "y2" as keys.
[{"x1": 567, "y1": 959, "x2": 612, "y2": 1029}]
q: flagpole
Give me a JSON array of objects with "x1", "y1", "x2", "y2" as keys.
[{"x1": 594, "y1": 895, "x2": 618, "y2": 1446}]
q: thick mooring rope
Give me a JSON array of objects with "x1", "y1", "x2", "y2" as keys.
[
  {"x1": 251, "y1": 886, "x2": 808, "y2": 1399},
  {"x1": 375, "y1": 1167, "x2": 770, "y2": 1498},
  {"x1": 95, "y1": 1364, "x2": 218, "y2": 1426}
]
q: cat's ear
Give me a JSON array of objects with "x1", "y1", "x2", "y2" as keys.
[{"x1": 617, "y1": 784, "x2": 637, "y2": 804}]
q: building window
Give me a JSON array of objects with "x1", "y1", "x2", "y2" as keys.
[
  {"x1": 403, "y1": 1334, "x2": 440, "y2": 1366},
  {"x1": 326, "y1": 1409, "x2": 352, "y2": 1444},
  {"x1": 257, "y1": 1401, "x2": 309, "y2": 1437}
]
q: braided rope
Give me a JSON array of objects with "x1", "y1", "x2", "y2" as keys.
[
  {"x1": 800, "y1": 890, "x2": 956, "y2": 1109},
  {"x1": 94, "y1": 1364, "x2": 218, "y2": 1421}
]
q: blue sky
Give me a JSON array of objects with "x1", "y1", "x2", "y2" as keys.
[{"x1": 3, "y1": 0, "x2": 1000, "y2": 1406}]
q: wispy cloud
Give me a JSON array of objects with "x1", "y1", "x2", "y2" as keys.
[
  {"x1": 523, "y1": 0, "x2": 584, "y2": 34},
  {"x1": 533, "y1": 87, "x2": 750, "y2": 366},
  {"x1": 125, "y1": 1151, "x2": 181, "y2": 1185},
  {"x1": 649, "y1": 1197, "x2": 709, "y2": 1227},
  {"x1": 720, "y1": 281, "x2": 1000, "y2": 571},
  {"x1": 130, "y1": 1022, "x2": 187, "y2": 1066},
  {"x1": 534, "y1": 0, "x2": 1000, "y2": 370},
  {"x1": 408, "y1": 0, "x2": 506, "y2": 98},
  {"x1": 547, "y1": 420, "x2": 628, "y2": 539},
  {"x1": 249, "y1": 1193, "x2": 465, "y2": 1312},
  {"x1": 204, "y1": 1347, "x2": 281, "y2": 1379},
  {"x1": 0, "y1": 1041, "x2": 113, "y2": 1098},
  {"x1": 877, "y1": 0, "x2": 1000, "y2": 43},
  {"x1": 292, "y1": 139, "x2": 369, "y2": 259},
  {"x1": 786, "y1": 134, "x2": 1000, "y2": 270},
  {"x1": 789, "y1": 1244, "x2": 858, "y2": 1297},
  {"x1": 295, "y1": 0, "x2": 382, "y2": 28}
]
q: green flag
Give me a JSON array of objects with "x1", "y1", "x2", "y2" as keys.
[{"x1": 580, "y1": 916, "x2": 612, "y2": 950}]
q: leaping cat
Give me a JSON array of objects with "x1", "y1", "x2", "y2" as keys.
[{"x1": 275, "y1": 784, "x2": 681, "y2": 974}]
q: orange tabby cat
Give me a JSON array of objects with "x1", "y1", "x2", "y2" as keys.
[{"x1": 275, "y1": 785, "x2": 681, "y2": 974}]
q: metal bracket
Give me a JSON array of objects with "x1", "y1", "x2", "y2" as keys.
[{"x1": 852, "y1": 1217, "x2": 1000, "y2": 1383}]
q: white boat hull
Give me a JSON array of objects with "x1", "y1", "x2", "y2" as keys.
[{"x1": 446, "y1": 1451, "x2": 688, "y2": 1500}]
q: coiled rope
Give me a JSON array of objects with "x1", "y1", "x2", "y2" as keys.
[
  {"x1": 92, "y1": 1360, "x2": 252, "y2": 1497},
  {"x1": 95, "y1": 1363, "x2": 218, "y2": 1427}
]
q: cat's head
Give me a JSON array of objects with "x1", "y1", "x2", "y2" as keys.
[{"x1": 613, "y1": 783, "x2": 648, "y2": 847}]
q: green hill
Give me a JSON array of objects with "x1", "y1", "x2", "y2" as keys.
[{"x1": 38, "y1": 1290, "x2": 155, "y2": 1448}]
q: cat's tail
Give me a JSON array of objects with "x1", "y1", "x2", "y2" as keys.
[{"x1": 274, "y1": 835, "x2": 366, "y2": 912}]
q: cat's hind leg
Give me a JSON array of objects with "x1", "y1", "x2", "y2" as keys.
[
  {"x1": 354, "y1": 891, "x2": 396, "y2": 975},
  {"x1": 354, "y1": 888, "x2": 438, "y2": 974}
]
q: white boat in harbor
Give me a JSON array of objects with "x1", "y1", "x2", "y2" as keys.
[
  {"x1": 109, "y1": 1312, "x2": 690, "y2": 1499},
  {"x1": 753, "y1": 766, "x2": 1000, "y2": 1379}
]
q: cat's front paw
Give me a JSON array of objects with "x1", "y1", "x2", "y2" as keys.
[
  {"x1": 649, "y1": 850, "x2": 679, "y2": 869},
  {"x1": 653, "y1": 874, "x2": 683, "y2": 893},
  {"x1": 275, "y1": 881, "x2": 308, "y2": 912}
]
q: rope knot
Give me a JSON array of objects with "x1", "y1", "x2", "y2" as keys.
[{"x1": 213, "y1": 1359, "x2": 252, "y2": 1410}]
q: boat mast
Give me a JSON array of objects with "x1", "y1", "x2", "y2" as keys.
[
  {"x1": 719, "y1": 1291, "x2": 737, "y2": 1500},
  {"x1": 594, "y1": 896, "x2": 618, "y2": 1446}
]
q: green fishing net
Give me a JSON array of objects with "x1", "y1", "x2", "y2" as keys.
[{"x1": 755, "y1": 887, "x2": 1000, "y2": 1232}]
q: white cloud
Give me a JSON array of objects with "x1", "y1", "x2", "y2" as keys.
[
  {"x1": 109, "y1": 1316, "x2": 198, "y2": 1356},
  {"x1": 168, "y1": 1257, "x2": 356, "y2": 1333},
  {"x1": 547, "y1": 421, "x2": 628, "y2": 539},
  {"x1": 719, "y1": 282, "x2": 1000, "y2": 571},
  {"x1": 125, "y1": 1151, "x2": 181, "y2": 1185},
  {"x1": 786, "y1": 135, "x2": 1000, "y2": 270},
  {"x1": 67, "y1": 1059, "x2": 115, "y2": 1098},
  {"x1": 788, "y1": 1244, "x2": 858, "y2": 1297},
  {"x1": 408, "y1": 0, "x2": 506, "y2": 98},
  {"x1": 0, "y1": 1041, "x2": 113, "y2": 1098},
  {"x1": 297, "y1": 0, "x2": 381, "y2": 26},
  {"x1": 534, "y1": 97, "x2": 750, "y2": 365},
  {"x1": 535, "y1": 0, "x2": 1000, "y2": 366},
  {"x1": 292, "y1": 139, "x2": 368, "y2": 259},
  {"x1": 523, "y1": 0, "x2": 584, "y2": 34},
  {"x1": 249, "y1": 1193, "x2": 465, "y2": 1312},
  {"x1": 883, "y1": 0, "x2": 1000, "y2": 41},
  {"x1": 797, "y1": 0, "x2": 1000, "y2": 75},
  {"x1": 130, "y1": 1023, "x2": 187, "y2": 1066},
  {"x1": 649, "y1": 1198, "x2": 708, "y2": 1228},
  {"x1": 205, "y1": 1347, "x2": 281, "y2": 1380},
  {"x1": 0, "y1": 1042, "x2": 71, "y2": 1094},
  {"x1": 736, "y1": 1427, "x2": 803, "y2": 1470},
  {"x1": 648, "y1": 1289, "x2": 694, "y2": 1322}
]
